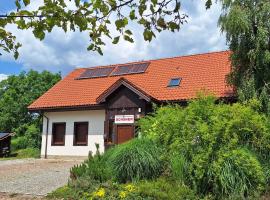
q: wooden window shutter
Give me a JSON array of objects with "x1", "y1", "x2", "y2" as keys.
[
  {"x1": 74, "y1": 122, "x2": 88, "y2": 146},
  {"x1": 52, "y1": 123, "x2": 66, "y2": 146}
]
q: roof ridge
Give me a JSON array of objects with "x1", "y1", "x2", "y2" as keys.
[{"x1": 76, "y1": 50, "x2": 229, "y2": 70}]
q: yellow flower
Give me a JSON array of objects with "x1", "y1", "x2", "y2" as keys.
[
  {"x1": 119, "y1": 191, "x2": 127, "y2": 199},
  {"x1": 124, "y1": 184, "x2": 135, "y2": 192},
  {"x1": 93, "y1": 188, "x2": 105, "y2": 198}
]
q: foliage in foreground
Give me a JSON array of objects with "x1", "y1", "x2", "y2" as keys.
[
  {"x1": 70, "y1": 144, "x2": 112, "y2": 183},
  {"x1": 49, "y1": 178, "x2": 196, "y2": 200},
  {"x1": 53, "y1": 96, "x2": 270, "y2": 199},
  {"x1": 1, "y1": 0, "x2": 190, "y2": 58},
  {"x1": 70, "y1": 138, "x2": 163, "y2": 183},
  {"x1": 139, "y1": 96, "x2": 270, "y2": 198},
  {"x1": 109, "y1": 138, "x2": 163, "y2": 183}
]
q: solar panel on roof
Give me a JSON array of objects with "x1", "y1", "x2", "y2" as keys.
[
  {"x1": 111, "y1": 62, "x2": 150, "y2": 76},
  {"x1": 78, "y1": 67, "x2": 115, "y2": 79}
]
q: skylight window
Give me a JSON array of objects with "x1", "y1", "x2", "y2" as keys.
[{"x1": 168, "y1": 78, "x2": 181, "y2": 87}]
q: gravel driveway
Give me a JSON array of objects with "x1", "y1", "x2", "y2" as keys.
[{"x1": 0, "y1": 158, "x2": 82, "y2": 197}]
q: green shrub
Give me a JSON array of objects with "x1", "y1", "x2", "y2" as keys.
[
  {"x1": 134, "y1": 178, "x2": 197, "y2": 200},
  {"x1": 69, "y1": 176, "x2": 101, "y2": 195},
  {"x1": 47, "y1": 185, "x2": 74, "y2": 199},
  {"x1": 24, "y1": 124, "x2": 41, "y2": 149},
  {"x1": 169, "y1": 153, "x2": 189, "y2": 183},
  {"x1": 139, "y1": 96, "x2": 270, "y2": 198},
  {"x1": 11, "y1": 124, "x2": 41, "y2": 151},
  {"x1": 70, "y1": 144, "x2": 112, "y2": 183},
  {"x1": 212, "y1": 148, "x2": 265, "y2": 198},
  {"x1": 11, "y1": 136, "x2": 28, "y2": 151},
  {"x1": 16, "y1": 148, "x2": 40, "y2": 158},
  {"x1": 109, "y1": 138, "x2": 163, "y2": 183}
]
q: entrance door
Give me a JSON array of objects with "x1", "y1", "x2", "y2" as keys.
[{"x1": 117, "y1": 125, "x2": 134, "y2": 144}]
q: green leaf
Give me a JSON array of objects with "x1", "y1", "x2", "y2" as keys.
[
  {"x1": 108, "y1": 0, "x2": 116, "y2": 9},
  {"x1": 168, "y1": 22, "x2": 180, "y2": 31},
  {"x1": 139, "y1": 4, "x2": 147, "y2": 16},
  {"x1": 97, "y1": 47, "x2": 103, "y2": 55},
  {"x1": 115, "y1": 18, "x2": 128, "y2": 30},
  {"x1": 151, "y1": 0, "x2": 158, "y2": 6},
  {"x1": 125, "y1": 30, "x2": 132, "y2": 36},
  {"x1": 129, "y1": 10, "x2": 136, "y2": 20},
  {"x1": 143, "y1": 29, "x2": 153, "y2": 41},
  {"x1": 15, "y1": 0, "x2": 21, "y2": 10},
  {"x1": 23, "y1": 0, "x2": 30, "y2": 6},
  {"x1": 124, "y1": 35, "x2": 134, "y2": 43},
  {"x1": 205, "y1": 0, "x2": 212, "y2": 9},
  {"x1": 112, "y1": 36, "x2": 120, "y2": 44},
  {"x1": 87, "y1": 44, "x2": 95, "y2": 51},
  {"x1": 75, "y1": 0, "x2": 80, "y2": 7},
  {"x1": 33, "y1": 27, "x2": 45, "y2": 40},
  {"x1": 157, "y1": 18, "x2": 166, "y2": 29}
]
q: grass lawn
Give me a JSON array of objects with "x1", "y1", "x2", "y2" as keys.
[{"x1": 0, "y1": 148, "x2": 40, "y2": 160}]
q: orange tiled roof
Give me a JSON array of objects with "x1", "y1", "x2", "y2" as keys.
[{"x1": 28, "y1": 51, "x2": 234, "y2": 110}]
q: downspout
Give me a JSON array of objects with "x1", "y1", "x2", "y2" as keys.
[{"x1": 42, "y1": 113, "x2": 49, "y2": 159}]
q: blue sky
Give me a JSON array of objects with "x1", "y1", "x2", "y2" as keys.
[
  {"x1": 0, "y1": 0, "x2": 227, "y2": 80},
  {"x1": 0, "y1": 0, "x2": 23, "y2": 76}
]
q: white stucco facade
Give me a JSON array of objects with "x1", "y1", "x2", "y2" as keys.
[{"x1": 41, "y1": 109, "x2": 105, "y2": 157}]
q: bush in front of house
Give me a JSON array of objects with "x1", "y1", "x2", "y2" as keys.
[
  {"x1": 16, "y1": 148, "x2": 40, "y2": 158},
  {"x1": 70, "y1": 138, "x2": 164, "y2": 184},
  {"x1": 168, "y1": 152, "x2": 189, "y2": 184},
  {"x1": 212, "y1": 148, "x2": 265, "y2": 198},
  {"x1": 139, "y1": 96, "x2": 270, "y2": 198},
  {"x1": 109, "y1": 138, "x2": 164, "y2": 183},
  {"x1": 52, "y1": 96, "x2": 270, "y2": 199},
  {"x1": 133, "y1": 178, "x2": 197, "y2": 200},
  {"x1": 70, "y1": 144, "x2": 112, "y2": 183},
  {"x1": 49, "y1": 178, "x2": 197, "y2": 200}
]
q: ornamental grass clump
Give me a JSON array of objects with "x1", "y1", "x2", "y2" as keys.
[
  {"x1": 109, "y1": 138, "x2": 163, "y2": 183},
  {"x1": 212, "y1": 148, "x2": 265, "y2": 198}
]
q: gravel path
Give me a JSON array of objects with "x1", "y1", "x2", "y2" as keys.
[{"x1": 0, "y1": 159, "x2": 82, "y2": 197}]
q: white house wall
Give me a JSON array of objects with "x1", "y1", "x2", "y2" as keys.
[{"x1": 41, "y1": 110, "x2": 105, "y2": 157}]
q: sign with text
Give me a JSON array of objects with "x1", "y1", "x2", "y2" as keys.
[{"x1": 115, "y1": 115, "x2": 134, "y2": 124}]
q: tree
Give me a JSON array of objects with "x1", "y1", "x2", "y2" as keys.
[
  {"x1": 219, "y1": 0, "x2": 270, "y2": 106},
  {"x1": 0, "y1": 0, "x2": 210, "y2": 58},
  {"x1": 0, "y1": 70, "x2": 61, "y2": 133},
  {"x1": 0, "y1": 0, "x2": 187, "y2": 57}
]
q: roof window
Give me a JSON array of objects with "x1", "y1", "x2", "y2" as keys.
[{"x1": 168, "y1": 78, "x2": 181, "y2": 87}]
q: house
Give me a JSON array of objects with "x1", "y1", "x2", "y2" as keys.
[
  {"x1": 28, "y1": 51, "x2": 234, "y2": 158},
  {"x1": 0, "y1": 133, "x2": 13, "y2": 157}
]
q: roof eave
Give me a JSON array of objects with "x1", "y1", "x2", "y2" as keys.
[{"x1": 28, "y1": 104, "x2": 105, "y2": 113}]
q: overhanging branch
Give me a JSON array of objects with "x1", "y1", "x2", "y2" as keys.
[{"x1": 0, "y1": 14, "x2": 43, "y2": 18}]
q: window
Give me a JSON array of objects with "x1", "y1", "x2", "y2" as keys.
[
  {"x1": 74, "y1": 122, "x2": 89, "y2": 146},
  {"x1": 52, "y1": 123, "x2": 66, "y2": 146},
  {"x1": 168, "y1": 78, "x2": 181, "y2": 87}
]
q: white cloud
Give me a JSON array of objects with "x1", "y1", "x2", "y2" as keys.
[
  {"x1": 0, "y1": 74, "x2": 8, "y2": 82},
  {"x1": 0, "y1": 1, "x2": 227, "y2": 75}
]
